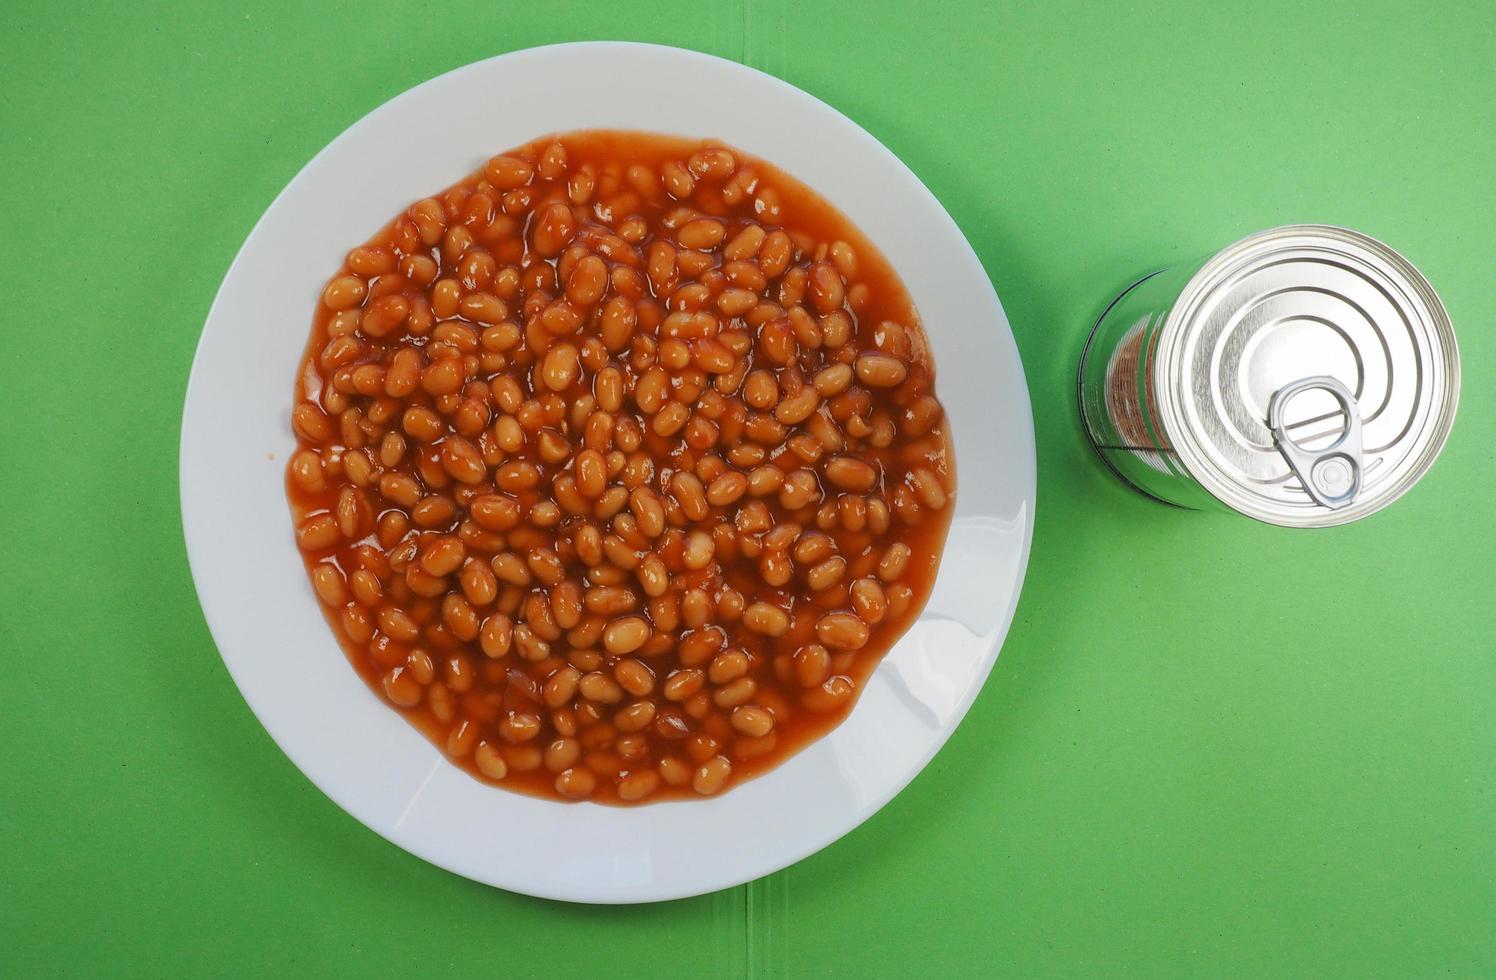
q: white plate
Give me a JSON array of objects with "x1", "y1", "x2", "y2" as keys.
[{"x1": 181, "y1": 41, "x2": 1035, "y2": 904}]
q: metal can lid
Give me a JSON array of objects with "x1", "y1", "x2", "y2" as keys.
[{"x1": 1154, "y1": 225, "x2": 1459, "y2": 527}]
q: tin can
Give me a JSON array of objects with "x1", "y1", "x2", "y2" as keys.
[{"x1": 1078, "y1": 225, "x2": 1459, "y2": 527}]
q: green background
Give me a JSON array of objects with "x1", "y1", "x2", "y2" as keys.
[{"x1": 3, "y1": 1, "x2": 1493, "y2": 976}]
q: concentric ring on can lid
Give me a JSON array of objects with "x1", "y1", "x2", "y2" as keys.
[{"x1": 1153, "y1": 224, "x2": 1459, "y2": 527}]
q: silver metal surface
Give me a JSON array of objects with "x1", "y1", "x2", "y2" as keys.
[
  {"x1": 1268, "y1": 376, "x2": 1362, "y2": 510},
  {"x1": 1079, "y1": 225, "x2": 1459, "y2": 527}
]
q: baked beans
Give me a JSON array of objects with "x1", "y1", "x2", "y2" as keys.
[{"x1": 287, "y1": 131, "x2": 954, "y2": 804}]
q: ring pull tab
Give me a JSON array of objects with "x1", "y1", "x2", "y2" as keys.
[{"x1": 1268, "y1": 376, "x2": 1363, "y2": 510}]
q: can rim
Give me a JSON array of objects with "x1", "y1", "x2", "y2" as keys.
[{"x1": 1152, "y1": 224, "x2": 1461, "y2": 527}]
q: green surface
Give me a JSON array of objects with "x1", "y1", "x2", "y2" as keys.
[{"x1": 3, "y1": 1, "x2": 1494, "y2": 976}]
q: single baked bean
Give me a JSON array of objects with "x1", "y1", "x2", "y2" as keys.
[
  {"x1": 342, "y1": 605, "x2": 374, "y2": 643},
  {"x1": 400, "y1": 406, "x2": 441, "y2": 442},
  {"x1": 806, "y1": 556, "x2": 847, "y2": 591},
  {"x1": 789, "y1": 644, "x2": 830, "y2": 688},
  {"x1": 902, "y1": 395, "x2": 944, "y2": 437},
  {"x1": 838, "y1": 496, "x2": 869, "y2": 532},
  {"x1": 756, "y1": 551, "x2": 790, "y2": 587},
  {"x1": 815, "y1": 612, "x2": 869, "y2": 650},
  {"x1": 411, "y1": 494, "x2": 455, "y2": 528},
  {"x1": 484, "y1": 154, "x2": 533, "y2": 189},
  {"x1": 682, "y1": 531, "x2": 715, "y2": 569},
  {"x1": 775, "y1": 387, "x2": 820, "y2": 425},
  {"x1": 377, "y1": 473, "x2": 419, "y2": 509},
  {"x1": 720, "y1": 225, "x2": 764, "y2": 264},
  {"x1": 713, "y1": 676, "x2": 757, "y2": 709},
  {"x1": 584, "y1": 585, "x2": 637, "y2": 615},
  {"x1": 603, "y1": 615, "x2": 651, "y2": 654},
  {"x1": 779, "y1": 470, "x2": 820, "y2": 510},
  {"x1": 634, "y1": 554, "x2": 667, "y2": 597},
  {"x1": 850, "y1": 578, "x2": 887, "y2": 623},
  {"x1": 692, "y1": 756, "x2": 732, "y2": 795},
  {"x1": 377, "y1": 432, "x2": 408, "y2": 470},
  {"x1": 550, "y1": 581, "x2": 584, "y2": 630},
  {"x1": 759, "y1": 230, "x2": 793, "y2": 277},
  {"x1": 499, "y1": 712, "x2": 542, "y2": 743},
  {"x1": 400, "y1": 252, "x2": 438, "y2": 285},
  {"x1": 698, "y1": 472, "x2": 750, "y2": 513},
  {"x1": 296, "y1": 514, "x2": 340, "y2": 552},
  {"x1": 289, "y1": 450, "x2": 326, "y2": 493},
  {"x1": 380, "y1": 348, "x2": 420, "y2": 397},
  {"x1": 474, "y1": 741, "x2": 509, "y2": 779},
  {"x1": 713, "y1": 288, "x2": 756, "y2": 318},
  {"x1": 458, "y1": 560, "x2": 498, "y2": 607},
  {"x1": 503, "y1": 744, "x2": 543, "y2": 772},
  {"x1": 443, "y1": 651, "x2": 476, "y2": 691},
  {"x1": 627, "y1": 487, "x2": 666, "y2": 538},
  {"x1": 743, "y1": 602, "x2": 790, "y2": 637},
  {"x1": 457, "y1": 291, "x2": 505, "y2": 326},
  {"x1": 565, "y1": 255, "x2": 608, "y2": 306},
  {"x1": 669, "y1": 472, "x2": 709, "y2": 521},
  {"x1": 649, "y1": 594, "x2": 682, "y2": 634},
  {"x1": 554, "y1": 766, "x2": 597, "y2": 799},
  {"x1": 406, "y1": 567, "x2": 447, "y2": 599},
  {"x1": 617, "y1": 768, "x2": 660, "y2": 801},
  {"x1": 808, "y1": 262, "x2": 845, "y2": 314},
  {"x1": 802, "y1": 411, "x2": 843, "y2": 454},
  {"x1": 466, "y1": 494, "x2": 518, "y2": 532},
  {"x1": 349, "y1": 569, "x2": 383, "y2": 607},
  {"x1": 347, "y1": 245, "x2": 396, "y2": 276},
  {"x1": 828, "y1": 240, "x2": 858, "y2": 278},
  {"x1": 479, "y1": 613, "x2": 513, "y2": 658},
  {"x1": 743, "y1": 371, "x2": 778, "y2": 410},
  {"x1": 611, "y1": 658, "x2": 654, "y2": 697},
  {"x1": 672, "y1": 627, "x2": 721, "y2": 667},
  {"x1": 597, "y1": 533, "x2": 636, "y2": 572},
  {"x1": 375, "y1": 514, "x2": 406, "y2": 550},
  {"x1": 373, "y1": 606, "x2": 418, "y2": 643},
  {"x1": 440, "y1": 713, "x2": 474, "y2": 753},
  {"x1": 663, "y1": 669, "x2": 706, "y2": 701},
  {"x1": 441, "y1": 436, "x2": 487, "y2": 485},
  {"x1": 855, "y1": 353, "x2": 908, "y2": 387},
  {"x1": 545, "y1": 737, "x2": 582, "y2": 772},
  {"x1": 688, "y1": 147, "x2": 736, "y2": 178},
  {"x1": 825, "y1": 456, "x2": 878, "y2": 492},
  {"x1": 540, "y1": 342, "x2": 580, "y2": 392},
  {"x1": 658, "y1": 756, "x2": 692, "y2": 787},
  {"x1": 659, "y1": 159, "x2": 695, "y2": 199},
  {"x1": 311, "y1": 564, "x2": 348, "y2": 606},
  {"x1": 384, "y1": 651, "x2": 425, "y2": 699},
  {"x1": 420, "y1": 536, "x2": 465, "y2": 577},
  {"x1": 871, "y1": 542, "x2": 911, "y2": 582},
  {"x1": 678, "y1": 218, "x2": 726, "y2": 250},
  {"x1": 737, "y1": 465, "x2": 779, "y2": 497},
  {"x1": 886, "y1": 583, "x2": 915, "y2": 620},
  {"x1": 614, "y1": 700, "x2": 657, "y2": 734},
  {"x1": 291, "y1": 404, "x2": 334, "y2": 445},
  {"x1": 651, "y1": 401, "x2": 690, "y2": 437},
  {"x1": 730, "y1": 705, "x2": 775, "y2": 737},
  {"x1": 911, "y1": 468, "x2": 948, "y2": 511},
  {"x1": 802, "y1": 674, "x2": 855, "y2": 713},
  {"x1": 496, "y1": 461, "x2": 541, "y2": 492},
  {"x1": 813, "y1": 363, "x2": 853, "y2": 396},
  {"x1": 540, "y1": 666, "x2": 579, "y2": 709},
  {"x1": 520, "y1": 548, "x2": 561, "y2": 587},
  {"x1": 322, "y1": 275, "x2": 366, "y2": 311}
]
